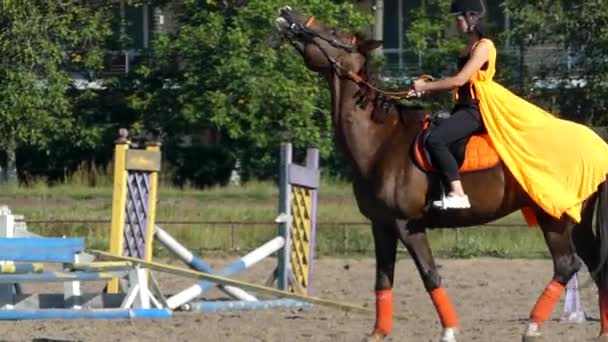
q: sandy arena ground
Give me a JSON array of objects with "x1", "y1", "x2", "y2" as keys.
[{"x1": 0, "y1": 257, "x2": 602, "y2": 342}]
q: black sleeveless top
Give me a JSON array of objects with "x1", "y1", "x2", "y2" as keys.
[{"x1": 456, "y1": 55, "x2": 488, "y2": 105}]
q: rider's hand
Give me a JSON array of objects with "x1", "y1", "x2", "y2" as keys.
[{"x1": 413, "y1": 79, "x2": 427, "y2": 95}]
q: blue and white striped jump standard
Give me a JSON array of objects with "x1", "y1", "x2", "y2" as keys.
[{"x1": 162, "y1": 229, "x2": 287, "y2": 309}]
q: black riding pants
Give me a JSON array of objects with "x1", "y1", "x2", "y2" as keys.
[{"x1": 425, "y1": 103, "x2": 485, "y2": 182}]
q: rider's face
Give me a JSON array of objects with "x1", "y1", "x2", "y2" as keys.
[{"x1": 456, "y1": 15, "x2": 468, "y2": 33}]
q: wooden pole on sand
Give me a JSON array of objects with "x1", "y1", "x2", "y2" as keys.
[{"x1": 92, "y1": 250, "x2": 408, "y2": 320}]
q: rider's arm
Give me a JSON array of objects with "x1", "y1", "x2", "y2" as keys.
[{"x1": 414, "y1": 40, "x2": 489, "y2": 93}]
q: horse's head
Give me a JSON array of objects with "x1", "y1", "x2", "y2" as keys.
[{"x1": 275, "y1": 7, "x2": 382, "y2": 74}]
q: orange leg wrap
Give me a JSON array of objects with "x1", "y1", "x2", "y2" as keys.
[
  {"x1": 530, "y1": 280, "x2": 565, "y2": 325},
  {"x1": 430, "y1": 288, "x2": 458, "y2": 328},
  {"x1": 373, "y1": 289, "x2": 393, "y2": 336},
  {"x1": 600, "y1": 288, "x2": 608, "y2": 334}
]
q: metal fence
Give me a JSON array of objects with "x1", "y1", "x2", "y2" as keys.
[
  {"x1": 20, "y1": 219, "x2": 546, "y2": 257},
  {"x1": 380, "y1": 46, "x2": 575, "y2": 83}
]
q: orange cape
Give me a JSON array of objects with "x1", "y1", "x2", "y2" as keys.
[{"x1": 465, "y1": 39, "x2": 608, "y2": 224}]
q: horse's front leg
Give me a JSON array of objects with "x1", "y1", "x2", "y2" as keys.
[
  {"x1": 397, "y1": 220, "x2": 458, "y2": 342},
  {"x1": 368, "y1": 220, "x2": 398, "y2": 341}
]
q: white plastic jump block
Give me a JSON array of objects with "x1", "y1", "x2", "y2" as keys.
[{"x1": 561, "y1": 273, "x2": 587, "y2": 323}]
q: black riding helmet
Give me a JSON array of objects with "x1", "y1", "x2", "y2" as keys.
[{"x1": 450, "y1": 0, "x2": 486, "y2": 33}]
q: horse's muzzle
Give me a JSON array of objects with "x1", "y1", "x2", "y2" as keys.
[
  {"x1": 275, "y1": 16, "x2": 290, "y2": 33},
  {"x1": 275, "y1": 7, "x2": 307, "y2": 35}
]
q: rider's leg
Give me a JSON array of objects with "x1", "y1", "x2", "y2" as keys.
[
  {"x1": 425, "y1": 106, "x2": 483, "y2": 208},
  {"x1": 449, "y1": 180, "x2": 466, "y2": 196}
]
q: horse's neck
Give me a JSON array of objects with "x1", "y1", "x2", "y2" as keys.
[{"x1": 328, "y1": 73, "x2": 416, "y2": 178}]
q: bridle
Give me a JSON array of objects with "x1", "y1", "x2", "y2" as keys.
[
  {"x1": 288, "y1": 16, "x2": 431, "y2": 100},
  {"x1": 288, "y1": 16, "x2": 357, "y2": 52}
]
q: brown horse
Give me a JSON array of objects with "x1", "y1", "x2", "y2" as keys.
[{"x1": 276, "y1": 7, "x2": 608, "y2": 342}]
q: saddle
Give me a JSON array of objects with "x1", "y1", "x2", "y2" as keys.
[{"x1": 412, "y1": 112, "x2": 500, "y2": 173}]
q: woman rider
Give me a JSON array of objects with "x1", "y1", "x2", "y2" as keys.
[
  {"x1": 408, "y1": 0, "x2": 608, "y2": 337},
  {"x1": 413, "y1": 0, "x2": 608, "y2": 233},
  {"x1": 413, "y1": 0, "x2": 489, "y2": 210}
]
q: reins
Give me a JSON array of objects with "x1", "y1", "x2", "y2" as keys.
[{"x1": 296, "y1": 16, "x2": 432, "y2": 101}]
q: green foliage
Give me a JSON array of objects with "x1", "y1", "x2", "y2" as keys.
[
  {"x1": 0, "y1": 2, "x2": 111, "y2": 150},
  {"x1": 404, "y1": 0, "x2": 463, "y2": 77},
  {"x1": 0, "y1": 2, "x2": 114, "y2": 182},
  {"x1": 165, "y1": 143, "x2": 236, "y2": 187},
  {"x1": 504, "y1": 0, "x2": 608, "y2": 124},
  {"x1": 503, "y1": 0, "x2": 564, "y2": 44},
  {"x1": 123, "y1": 1, "x2": 371, "y2": 182}
]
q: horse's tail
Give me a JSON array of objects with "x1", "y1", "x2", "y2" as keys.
[{"x1": 593, "y1": 176, "x2": 608, "y2": 286}]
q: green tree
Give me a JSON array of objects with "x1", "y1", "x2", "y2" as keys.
[
  {"x1": 404, "y1": 0, "x2": 463, "y2": 78},
  {"x1": 124, "y1": 1, "x2": 371, "y2": 184},
  {"x1": 504, "y1": 0, "x2": 608, "y2": 124},
  {"x1": 0, "y1": 1, "x2": 112, "y2": 182}
]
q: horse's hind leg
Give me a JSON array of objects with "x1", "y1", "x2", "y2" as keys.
[
  {"x1": 368, "y1": 220, "x2": 398, "y2": 341},
  {"x1": 523, "y1": 212, "x2": 581, "y2": 341},
  {"x1": 547, "y1": 188, "x2": 608, "y2": 341},
  {"x1": 396, "y1": 219, "x2": 458, "y2": 342},
  {"x1": 570, "y1": 193, "x2": 608, "y2": 341},
  {"x1": 572, "y1": 189, "x2": 608, "y2": 341}
]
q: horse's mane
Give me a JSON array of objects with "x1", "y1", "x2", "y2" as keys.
[{"x1": 356, "y1": 59, "x2": 428, "y2": 125}]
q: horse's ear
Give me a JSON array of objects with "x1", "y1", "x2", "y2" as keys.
[{"x1": 357, "y1": 39, "x2": 383, "y2": 53}]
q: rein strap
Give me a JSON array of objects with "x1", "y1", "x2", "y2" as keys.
[{"x1": 301, "y1": 16, "x2": 431, "y2": 100}]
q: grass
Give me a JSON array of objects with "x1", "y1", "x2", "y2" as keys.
[{"x1": 0, "y1": 178, "x2": 549, "y2": 259}]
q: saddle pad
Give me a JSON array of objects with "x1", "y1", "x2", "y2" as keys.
[{"x1": 414, "y1": 133, "x2": 500, "y2": 173}]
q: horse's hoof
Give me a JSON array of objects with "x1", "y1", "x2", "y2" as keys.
[
  {"x1": 522, "y1": 335, "x2": 545, "y2": 342},
  {"x1": 522, "y1": 322, "x2": 543, "y2": 342},
  {"x1": 597, "y1": 334, "x2": 608, "y2": 342},
  {"x1": 364, "y1": 332, "x2": 385, "y2": 342},
  {"x1": 440, "y1": 328, "x2": 457, "y2": 342}
]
